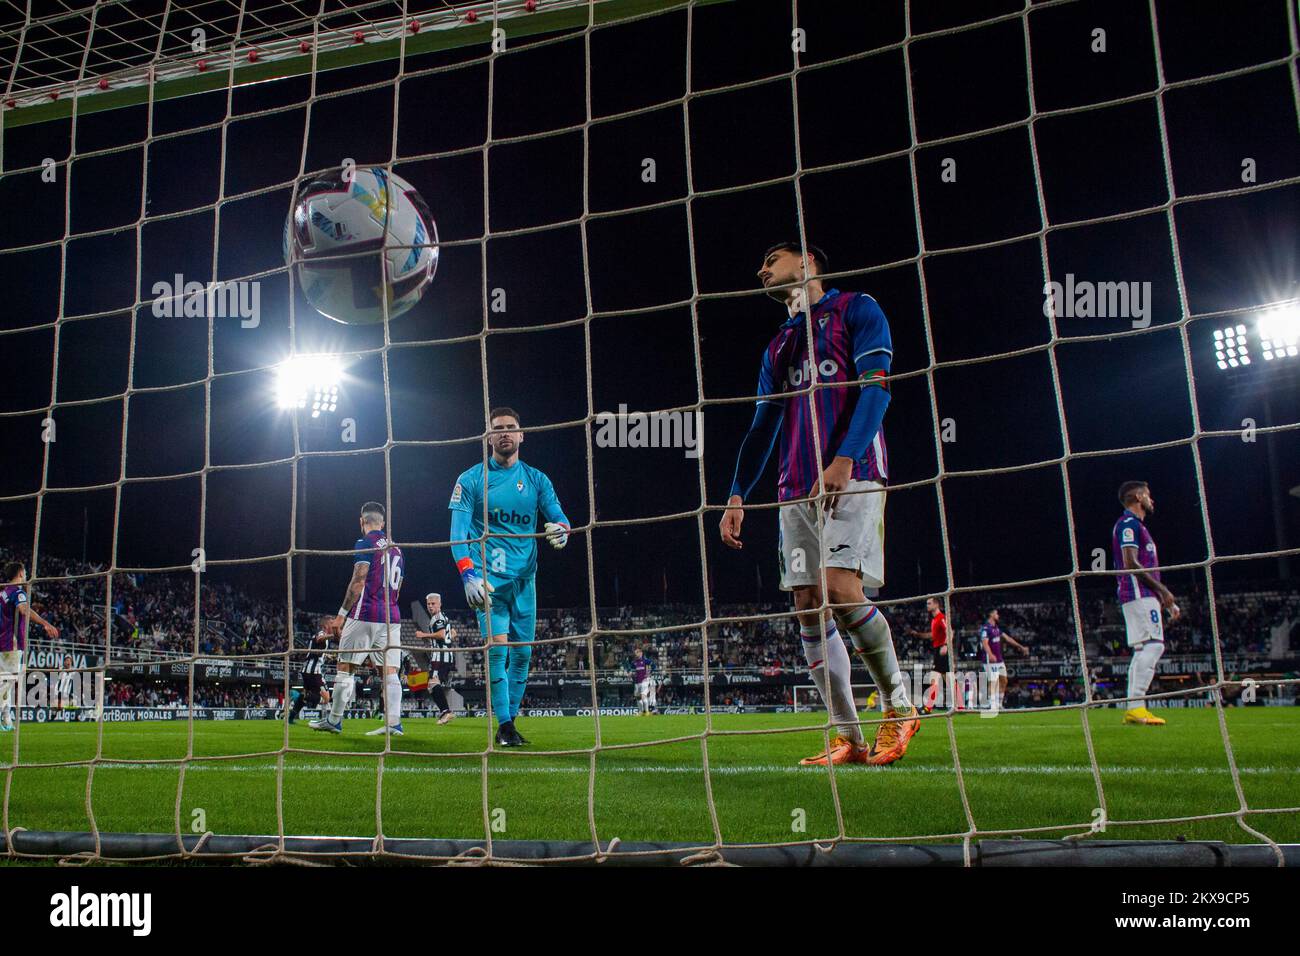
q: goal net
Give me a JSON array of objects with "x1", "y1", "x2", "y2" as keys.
[{"x1": 1, "y1": 0, "x2": 1298, "y2": 867}]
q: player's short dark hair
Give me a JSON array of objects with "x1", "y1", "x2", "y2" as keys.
[
  {"x1": 763, "y1": 241, "x2": 830, "y2": 276},
  {"x1": 3, "y1": 561, "x2": 23, "y2": 581},
  {"x1": 1118, "y1": 481, "x2": 1148, "y2": 506},
  {"x1": 489, "y1": 406, "x2": 520, "y2": 427},
  {"x1": 360, "y1": 501, "x2": 385, "y2": 524}
]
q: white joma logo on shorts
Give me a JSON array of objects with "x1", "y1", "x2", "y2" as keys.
[{"x1": 49, "y1": 886, "x2": 151, "y2": 936}]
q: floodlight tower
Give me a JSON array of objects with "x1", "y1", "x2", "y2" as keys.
[
  {"x1": 1206, "y1": 302, "x2": 1300, "y2": 580},
  {"x1": 275, "y1": 355, "x2": 343, "y2": 604}
]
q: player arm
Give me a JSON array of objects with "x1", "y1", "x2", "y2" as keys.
[
  {"x1": 338, "y1": 560, "x2": 369, "y2": 618},
  {"x1": 18, "y1": 600, "x2": 57, "y2": 636},
  {"x1": 728, "y1": 345, "x2": 786, "y2": 504},
  {"x1": 728, "y1": 401, "x2": 784, "y2": 503},
  {"x1": 449, "y1": 470, "x2": 485, "y2": 573},
  {"x1": 1120, "y1": 546, "x2": 1173, "y2": 603},
  {"x1": 449, "y1": 476, "x2": 494, "y2": 609},
  {"x1": 538, "y1": 474, "x2": 571, "y2": 548},
  {"x1": 1003, "y1": 631, "x2": 1029, "y2": 654},
  {"x1": 834, "y1": 294, "x2": 893, "y2": 464}
]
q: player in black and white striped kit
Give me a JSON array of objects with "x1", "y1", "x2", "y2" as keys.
[
  {"x1": 415, "y1": 592, "x2": 456, "y2": 725},
  {"x1": 288, "y1": 624, "x2": 331, "y2": 724}
]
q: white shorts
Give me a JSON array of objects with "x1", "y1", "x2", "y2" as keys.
[
  {"x1": 635, "y1": 679, "x2": 650, "y2": 699},
  {"x1": 778, "y1": 479, "x2": 885, "y2": 590},
  {"x1": 984, "y1": 661, "x2": 1007, "y2": 679},
  {"x1": 339, "y1": 619, "x2": 403, "y2": 668},
  {"x1": 1122, "y1": 596, "x2": 1165, "y2": 647},
  {"x1": 0, "y1": 650, "x2": 22, "y2": 676}
]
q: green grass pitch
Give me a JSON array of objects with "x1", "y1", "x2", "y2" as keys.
[{"x1": 3, "y1": 708, "x2": 1297, "y2": 851}]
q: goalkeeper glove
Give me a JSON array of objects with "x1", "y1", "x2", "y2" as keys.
[
  {"x1": 544, "y1": 521, "x2": 570, "y2": 550},
  {"x1": 461, "y1": 567, "x2": 493, "y2": 610}
]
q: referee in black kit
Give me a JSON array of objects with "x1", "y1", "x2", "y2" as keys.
[
  {"x1": 414, "y1": 592, "x2": 457, "y2": 725},
  {"x1": 288, "y1": 621, "x2": 331, "y2": 724}
]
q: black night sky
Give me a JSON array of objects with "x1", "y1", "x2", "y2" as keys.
[{"x1": 0, "y1": 0, "x2": 1297, "y2": 618}]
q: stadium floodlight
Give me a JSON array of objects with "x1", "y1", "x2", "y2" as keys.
[
  {"x1": 274, "y1": 354, "x2": 342, "y2": 418},
  {"x1": 1212, "y1": 323, "x2": 1251, "y2": 370},
  {"x1": 1257, "y1": 303, "x2": 1300, "y2": 362}
]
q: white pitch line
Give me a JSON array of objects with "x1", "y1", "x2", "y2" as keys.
[{"x1": 7, "y1": 762, "x2": 1296, "y2": 777}]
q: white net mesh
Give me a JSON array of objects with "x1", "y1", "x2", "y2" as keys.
[{"x1": 0, "y1": 0, "x2": 1298, "y2": 865}]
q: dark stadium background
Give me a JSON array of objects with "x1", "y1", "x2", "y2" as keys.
[{"x1": 0, "y1": 0, "x2": 1296, "y2": 622}]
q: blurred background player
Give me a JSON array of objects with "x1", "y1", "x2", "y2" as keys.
[
  {"x1": 0, "y1": 562, "x2": 58, "y2": 730},
  {"x1": 449, "y1": 407, "x2": 570, "y2": 748},
  {"x1": 629, "y1": 646, "x2": 658, "y2": 715},
  {"x1": 979, "y1": 609, "x2": 1028, "y2": 711},
  {"x1": 56, "y1": 653, "x2": 76, "y2": 712},
  {"x1": 1114, "y1": 481, "x2": 1180, "y2": 726},
  {"x1": 288, "y1": 621, "x2": 331, "y2": 725},
  {"x1": 720, "y1": 242, "x2": 918, "y2": 767},
  {"x1": 311, "y1": 501, "x2": 405, "y2": 736},
  {"x1": 908, "y1": 597, "x2": 957, "y2": 712},
  {"x1": 414, "y1": 592, "x2": 456, "y2": 724}
]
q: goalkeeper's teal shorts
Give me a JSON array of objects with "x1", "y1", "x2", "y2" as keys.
[{"x1": 475, "y1": 574, "x2": 536, "y2": 644}]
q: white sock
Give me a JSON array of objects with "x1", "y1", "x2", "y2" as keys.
[
  {"x1": 384, "y1": 673, "x2": 402, "y2": 726},
  {"x1": 0, "y1": 678, "x2": 12, "y2": 719},
  {"x1": 800, "y1": 620, "x2": 863, "y2": 746},
  {"x1": 1127, "y1": 641, "x2": 1164, "y2": 707},
  {"x1": 648, "y1": 687, "x2": 657, "y2": 709},
  {"x1": 836, "y1": 605, "x2": 912, "y2": 714},
  {"x1": 328, "y1": 672, "x2": 352, "y2": 721}
]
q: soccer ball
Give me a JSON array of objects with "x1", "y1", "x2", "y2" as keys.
[{"x1": 284, "y1": 166, "x2": 438, "y2": 324}]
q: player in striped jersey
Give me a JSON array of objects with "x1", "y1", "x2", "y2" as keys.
[
  {"x1": 0, "y1": 562, "x2": 58, "y2": 731},
  {"x1": 311, "y1": 501, "x2": 405, "y2": 736},
  {"x1": 414, "y1": 592, "x2": 456, "y2": 724},
  {"x1": 721, "y1": 242, "x2": 918, "y2": 766},
  {"x1": 56, "y1": 654, "x2": 76, "y2": 711},
  {"x1": 1113, "y1": 481, "x2": 1180, "y2": 726},
  {"x1": 288, "y1": 624, "x2": 331, "y2": 724}
]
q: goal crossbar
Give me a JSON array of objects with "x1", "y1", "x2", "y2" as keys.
[{"x1": 1, "y1": 0, "x2": 733, "y2": 130}]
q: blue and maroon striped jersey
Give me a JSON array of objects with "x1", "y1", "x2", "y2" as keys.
[
  {"x1": 349, "y1": 530, "x2": 404, "y2": 624},
  {"x1": 0, "y1": 584, "x2": 28, "y2": 652},
  {"x1": 1113, "y1": 510, "x2": 1160, "y2": 604},
  {"x1": 755, "y1": 289, "x2": 892, "y2": 502}
]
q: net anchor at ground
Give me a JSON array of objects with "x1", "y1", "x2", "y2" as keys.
[{"x1": 3, "y1": 831, "x2": 1297, "y2": 867}]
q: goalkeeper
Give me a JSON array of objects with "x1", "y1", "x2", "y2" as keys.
[{"x1": 448, "y1": 407, "x2": 570, "y2": 748}]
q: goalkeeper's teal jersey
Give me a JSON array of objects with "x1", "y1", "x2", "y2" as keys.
[{"x1": 449, "y1": 457, "x2": 569, "y2": 581}]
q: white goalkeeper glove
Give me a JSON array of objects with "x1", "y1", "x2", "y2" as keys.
[
  {"x1": 544, "y1": 521, "x2": 569, "y2": 549},
  {"x1": 461, "y1": 568, "x2": 494, "y2": 610}
]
